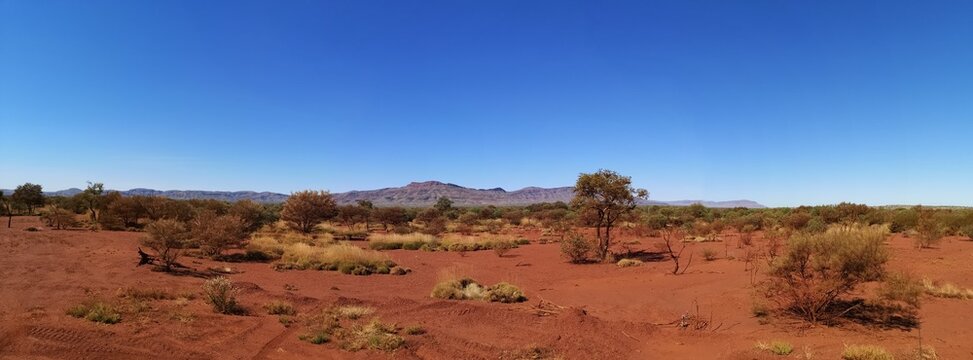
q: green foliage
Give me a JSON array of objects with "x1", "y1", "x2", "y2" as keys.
[
  {"x1": 572, "y1": 169, "x2": 648, "y2": 260},
  {"x1": 766, "y1": 225, "x2": 890, "y2": 323},
  {"x1": 280, "y1": 190, "x2": 337, "y2": 233},
  {"x1": 141, "y1": 219, "x2": 190, "y2": 271},
  {"x1": 560, "y1": 234, "x2": 593, "y2": 263}
]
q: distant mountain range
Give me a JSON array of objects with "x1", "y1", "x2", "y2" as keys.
[{"x1": 2, "y1": 181, "x2": 765, "y2": 208}]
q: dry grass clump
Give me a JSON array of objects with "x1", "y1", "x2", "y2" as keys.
[
  {"x1": 118, "y1": 287, "x2": 175, "y2": 301},
  {"x1": 701, "y1": 248, "x2": 719, "y2": 261},
  {"x1": 430, "y1": 277, "x2": 527, "y2": 303},
  {"x1": 616, "y1": 258, "x2": 642, "y2": 267},
  {"x1": 264, "y1": 300, "x2": 297, "y2": 316},
  {"x1": 922, "y1": 278, "x2": 973, "y2": 299},
  {"x1": 403, "y1": 325, "x2": 425, "y2": 335},
  {"x1": 754, "y1": 340, "x2": 793, "y2": 356},
  {"x1": 202, "y1": 276, "x2": 242, "y2": 315},
  {"x1": 340, "y1": 319, "x2": 404, "y2": 352},
  {"x1": 335, "y1": 305, "x2": 375, "y2": 320},
  {"x1": 247, "y1": 233, "x2": 334, "y2": 259},
  {"x1": 67, "y1": 301, "x2": 122, "y2": 324},
  {"x1": 841, "y1": 345, "x2": 893, "y2": 360},
  {"x1": 299, "y1": 309, "x2": 404, "y2": 352},
  {"x1": 440, "y1": 234, "x2": 521, "y2": 252},
  {"x1": 275, "y1": 243, "x2": 395, "y2": 275},
  {"x1": 368, "y1": 233, "x2": 438, "y2": 250}
]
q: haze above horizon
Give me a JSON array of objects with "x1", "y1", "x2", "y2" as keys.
[{"x1": 2, "y1": 1, "x2": 972, "y2": 207}]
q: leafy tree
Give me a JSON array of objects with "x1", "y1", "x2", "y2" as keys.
[
  {"x1": 11, "y1": 183, "x2": 44, "y2": 215},
  {"x1": 434, "y1": 197, "x2": 453, "y2": 213},
  {"x1": 356, "y1": 200, "x2": 374, "y2": 230},
  {"x1": 78, "y1": 182, "x2": 105, "y2": 222},
  {"x1": 141, "y1": 219, "x2": 190, "y2": 271},
  {"x1": 373, "y1": 207, "x2": 409, "y2": 232},
  {"x1": 191, "y1": 211, "x2": 247, "y2": 257},
  {"x1": 570, "y1": 170, "x2": 648, "y2": 261},
  {"x1": 0, "y1": 192, "x2": 11, "y2": 228},
  {"x1": 280, "y1": 190, "x2": 337, "y2": 233},
  {"x1": 228, "y1": 199, "x2": 273, "y2": 234},
  {"x1": 336, "y1": 204, "x2": 369, "y2": 229}
]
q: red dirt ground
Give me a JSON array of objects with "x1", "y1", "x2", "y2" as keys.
[{"x1": 1, "y1": 216, "x2": 972, "y2": 359}]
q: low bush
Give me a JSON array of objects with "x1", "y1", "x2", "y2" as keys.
[
  {"x1": 922, "y1": 278, "x2": 973, "y2": 299},
  {"x1": 368, "y1": 233, "x2": 438, "y2": 250},
  {"x1": 264, "y1": 300, "x2": 296, "y2": 316},
  {"x1": 701, "y1": 248, "x2": 719, "y2": 261},
  {"x1": 754, "y1": 340, "x2": 793, "y2": 356},
  {"x1": 275, "y1": 243, "x2": 394, "y2": 275},
  {"x1": 335, "y1": 305, "x2": 375, "y2": 320},
  {"x1": 493, "y1": 241, "x2": 513, "y2": 257},
  {"x1": 202, "y1": 276, "x2": 242, "y2": 314},
  {"x1": 341, "y1": 319, "x2": 404, "y2": 352},
  {"x1": 560, "y1": 234, "x2": 593, "y2": 263},
  {"x1": 431, "y1": 278, "x2": 527, "y2": 303},
  {"x1": 486, "y1": 282, "x2": 528, "y2": 303},
  {"x1": 67, "y1": 301, "x2": 121, "y2": 324},
  {"x1": 118, "y1": 287, "x2": 174, "y2": 301},
  {"x1": 616, "y1": 258, "x2": 642, "y2": 267},
  {"x1": 764, "y1": 224, "x2": 889, "y2": 323},
  {"x1": 841, "y1": 345, "x2": 893, "y2": 360},
  {"x1": 404, "y1": 325, "x2": 425, "y2": 335}
]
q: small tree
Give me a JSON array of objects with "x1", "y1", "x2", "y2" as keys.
[
  {"x1": 764, "y1": 224, "x2": 890, "y2": 323},
  {"x1": 79, "y1": 182, "x2": 105, "y2": 222},
  {"x1": 914, "y1": 206, "x2": 943, "y2": 249},
  {"x1": 141, "y1": 219, "x2": 190, "y2": 271},
  {"x1": 42, "y1": 205, "x2": 78, "y2": 230},
  {"x1": 357, "y1": 200, "x2": 374, "y2": 230},
  {"x1": 280, "y1": 190, "x2": 337, "y2": 233},
  {"x1": 571, "y1": 170, "x2": 648, "y2": 261},
  {"x1": 373, "y1": 207, "x2": 409, "y2": 232},
  {"x1": 647, "y1": 213, "x2": 691, "y2": 275},
  {"x1": 434, "y1": 197, "x2": 453, "y2": 213},
  {"x1": 192, "y1": 212, "x2": 247, "y2": 257},
  {"x1": 0, "y1": 192, "x2": 11, "y2": 228},
  {"x1": 228, "y1": 199, "x2": 272, "y2": 234},
  {"x1": 11, "y1": 183, "x2": 44, "y2": 215}
]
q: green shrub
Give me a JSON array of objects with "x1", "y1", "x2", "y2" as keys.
[
  {"x1": 560, "y1": 234, "x2": 592, "y2": 263},
  {"x1": 766, "y1": 224, "x2": 889, "y2": 323},
  {"x1": 842, "y1": 345, "x2": 893, "y2": 360},
  {"x1": 67, "y1": 301, "x2": 121, "y2": 324}
]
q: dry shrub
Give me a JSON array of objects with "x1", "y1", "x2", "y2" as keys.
[
  {"x1": 264, "y1": 300, "x2": 296, "y2": 316},
  {"x1": 202, "y1": 276, "x2": 242, "y2": 314},
  {"x1": 441, "y1": 234, "x2": 519, "y2": 252},
  {"x1": 43, "y1": 207, "x2": 78, "y2": 230},
  {"x1": 341, "y1": 319, "x2": 404, "y2": 352},
  {"x1": 368, "y1": 233, "x2": 438, "y2": 250},
  {"x1": 701, "y1": 248, "x2": 719, "y2": 261},
  {"x1": 335, "y1": 305, "x2": 375, "y2": 320},
  {"x1": 430, "y1": 278, "x2": 527, "y2": 303},
  {"x1": 67, "y1": 301, "x2": 121, "y2": 324},
  {"x1": 765, "y1": 224, "x2": 889, "y2": 323},
  {"x1": 922, "y1": 278, "x2": 973, "y2": 299},
  {"x1": 560, "y1": 234, "x2": 592, "y2": 263},
  {"x1": 616, "y1": 258, "x2": 642, "y2": 267},
  {"x1": 118, "y1": 287, "x2": 174, "y2": 301},
  {"x1": 141, "y1": 219, "x2": 190, "y2": 271},
  {"x1": 276, "y1": 243, "x2": 394, "y2": 275},
  {"x1": 493, "y1": 241, "x2": 513, "y2": 257},
  {"x1": 192, "y1": 211, "x2": 247, "y2": 257},
  {"x1": 754, "y1": 340, "x2": 793, "y2": 356},
  {"x1": 879, "y1": 272, "x2": 923, "y2": 308},
  {"x1": 842, "y1": 345, "x2": 893, "y2": 360},
  {"x1": 403, "y1": 325, "x2": 425, "y2": 335}
]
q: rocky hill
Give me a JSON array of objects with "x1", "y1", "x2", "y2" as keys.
[{"x1": 6, "y1": 181, "x2": 764, "y2": 208}]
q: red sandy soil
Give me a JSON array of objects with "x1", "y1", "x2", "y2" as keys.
[{"x1": 1, "y1": 216, "x2": 972, "y2": 359}]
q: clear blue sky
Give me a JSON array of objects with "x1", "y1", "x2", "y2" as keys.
[{"x1": 2, "y1": 1, "x2": 972, "y2": 207}]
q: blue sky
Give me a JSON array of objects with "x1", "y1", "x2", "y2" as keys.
[{"x1": 2, "y1": 1, "x2": 972, "y2": 207}]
